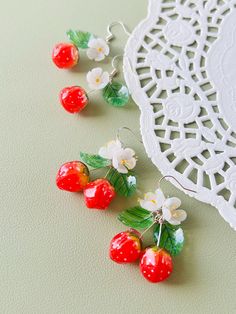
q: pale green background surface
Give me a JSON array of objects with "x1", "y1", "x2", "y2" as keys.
[{"x1": 0, "y1": 0, "x2": 236, "y2": 313}]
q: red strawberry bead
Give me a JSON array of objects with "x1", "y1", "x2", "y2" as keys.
[
  {"x1": 83, "y1": 179, "x2": 115, "y2": 210},
  {"x1": 140, "y1": 247, "x2": 173, "y2": 283},
  {"x1": 52, "y1": 43, "x2": 79, "y2": 69},
  {"x1": 56, "y1": 161, "x2": 89, "y2": 192},
  {"x1": 109, "y1": 230, "x2": 142, "y2": 263},
  {"x1": 60, "y1": 86, "x2": 89, "y2": 114}
]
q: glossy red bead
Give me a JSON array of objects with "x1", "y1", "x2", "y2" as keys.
[
  {"x1": 109, "y1": 230, "x2": 142, "y2": 264},
  {"x1": 140, "y1": 247, "x2": 173, "y2": 283},
  {"x1": 56, "y1": 161, "x2": 90, "y2": 192},
  {"x1": 83, "y1": 179, "x2": 115, "y2": 210},
  {"x1": 59, "y1": 86, "x2": 89, "y2": 114},
  {"x1": 52, "y1": 43, "x2": 79, "y2": 69}
]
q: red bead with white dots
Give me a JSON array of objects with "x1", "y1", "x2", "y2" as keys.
[
  {"x1": 83, "y1": 179, "x2": 115, "y2": 210},
  {"x1": 56, "y1": 161, "x2": 89, "y2": 192},
  {"x1": 140, "y1": 247, "x2": 173, "y2": 283},
  {"x1": 59, "y1": 86, "x2": 89, "y2": 114},
  {"x1": 52, "y1": 43, "x2": 79, "y2": 69},
  {"x1": 109, "y1": 230, "x2": 142, "y2": 263}
]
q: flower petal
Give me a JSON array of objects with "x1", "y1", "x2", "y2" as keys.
[
  {"x1": 125, "y1": 157, "x2": 136, "y2": 170},
  {"x1": 116, "y1": 164, "x2": 128, "y2": 174},
  {"x1": 100, "y1": 71, "x2": 110, "y2": 87},
  {"x1": 86, "y1": 70, "x2": 93, "y2": 83},
  {"x1": 98, "y1": 147, "x2": 109, "y2": 159},
  {"x1": 154, "y1": 188, "x2": 166, "y2": 207},
  {"x1": 173, "y1": 209, "x2": 187, "y2": 222},
  {"x1": 92, "y1": 67, "x2": 103, "y2": 77},
  {"x1": 112, "y1": 155, "x2": 119, "y2": 169},
  {"x1": 139, "y1": 199, "x2": 158, "y2": 212},
  {"x1": 88, "y1": 82, "x2": 101, "y2": 90},
  {"x1": 94, "y1": 53, "x2": 105, "y2": 62},
  {"x1": 88, "y1": 38, "x2": 98, "y2": 48},
  {"x1": 104, "y1": 44, "x2": 110, "y2": 56},
  {"x1": 123, "y1": 148, "x2": 135, "y2": 159},
  {"x1": 162, "y1": 206, "x2": 172, "y2": 222},
  {"x1": 166, "y1": 217, "x2": 181, "y2": 226},
  {"x1": 87, "y1": 48, "x2": 98, "y2": 60},
  {"x1": 96, "y1": 38, "x2": 107, "y2": 47},
  {"x1": 163, "y1": 197, "x2": 181, "y2": 210},
  {"x1": 144, "y1": 192, "x2": 157, "y2": 202},
  {"x1": 99, "y1": 140, "x2": 122, "y2": 159}
]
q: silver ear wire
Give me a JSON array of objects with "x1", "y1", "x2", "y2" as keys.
[
  {"x1": 109, "y1": 55, "x2": 123, "y2": 80},
  {"x1": 106, "y1": 21, "x2": 131, "y2": 42},
  {"x1": 158, "y1": 176, "x2": 197, "y2": 194},
  {"x1": 116, "y1": 126, "x2": 143, "y2": 146}
]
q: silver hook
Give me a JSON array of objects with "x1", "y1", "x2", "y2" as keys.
[
  {"x1": 109, "y1": 55, "x2": 123, "y2": 80},
  {"x1": 158, "y1": 175, "x2": 197, "y2": 194},
  {"x1": 106, "y1": 21, "x2": 131, "y2": 42},
  {"x1": 116, "y1": 127, "x2": 143, "y2": 146}
]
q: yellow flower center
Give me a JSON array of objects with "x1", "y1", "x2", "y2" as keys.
[
  {"x1": 121, "y1": 159, "x2": 127, "y2": 165},
  {"x1": 151, "y1": 199, "x2": 157, "y2": 204},
  {"x1": 95, "y1": 77, "x2": 101, "y2": 84},
  {"x1": 97, "y1": 47, "x2": 103, "y2": 53}
]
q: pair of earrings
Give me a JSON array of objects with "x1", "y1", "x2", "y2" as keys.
[
  {"x1": 52, "y1": 22, "x2": 131, "y2": 114},
  {"x1": 56, "y1": 127, "x2": 196, "y2": 283}
]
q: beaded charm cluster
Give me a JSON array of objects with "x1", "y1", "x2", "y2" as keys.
[
  {"x1": 52, "y1": 26, "x2": 130, "y2": 114},
  {"x1": 52, "y1": 23, "x2": 192, "y2": 284},
  {"x1": 110, "y1": 187, "x2": 187, "y2": 283},
  {"x1": 56, "y1": 138, "x2": 138, "y2": 210}
]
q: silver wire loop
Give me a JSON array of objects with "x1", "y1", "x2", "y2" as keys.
[
  {"x1": 116, "y1": 127, "x2": 143, "y2": 146},
  {"x1": 109, "y1": 55, "x2": 123, "y2": 80},
  {"x1": 158, "y1": 175, "x2": 197, "y2": 194},
  {"x1": 106, "y1": 21, "x2": 131, "y2": 42}
]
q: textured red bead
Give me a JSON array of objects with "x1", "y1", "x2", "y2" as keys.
[
  {"x1": 56, "y1": 161, "x2": 90, "y2": 192},
  {"x1": 140, "y1": 247, "x2": 173, "y2": 283},
  {"x1": 83, "y1": 179, "x2": 115, "y2": 210},
  {"x1": 109, "y1": 230, "x2": 142, "y2": 264},
  {"x1": 52, "y1": 43, "x2": 79, "y2": 69},
  {"x1": 60, "y1": 86, "x2": 89, "y2": 114}
]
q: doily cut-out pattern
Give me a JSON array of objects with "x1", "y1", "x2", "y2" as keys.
[{"x1": 124, "y1": 0, "x2": 236, "y2": 230}]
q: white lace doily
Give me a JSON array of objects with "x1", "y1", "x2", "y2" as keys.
[{"x1": 124, "y1": 0, "x2": 236, "y2": 230}]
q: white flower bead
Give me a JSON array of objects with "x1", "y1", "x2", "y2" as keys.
[
  {"x1": 87, "y1": 38, "x2": 110, "y2": 61},
  {"x1": 139, "y1": 189, "x2": 166, "y2": 212},
  {"x1": 112, "y1": 148, "x2": 136, "y2": 174},
  {"x1": 86, "y1": 67, "x2": 110, "y2": 90}
]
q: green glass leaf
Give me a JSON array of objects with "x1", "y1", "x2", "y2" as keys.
[
  {"x1": 153, "y1": 223, "x2": 184, "y2": 256},
  {"x1": 80, "y1": 152, "x2": 111, "y2": 169},
  {"x1": 106, "y1": 167, "x2": 136, "y2": 197},
  {"x1": 102, "y1": 82, "x2": 129, "y2": 107},
  {"x1": 118, "y1": 206, "x2": 154, "y2": 229},
  {"x1": 67, "y1": 30, "x2": 93, "y2": 49}
]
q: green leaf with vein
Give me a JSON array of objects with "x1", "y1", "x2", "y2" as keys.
[
  {"x1": 106, "y1": 167, "x2": 136, "y2": 197},
  {"x1": 153, "y1": 223, "x2": 184, "y2": 256},
  {"x1": 67, "y1": 30, "x2": 93, "y2": 49},
  {"x1": 80, "y1": 152, "x2": 111, "y2": 169},
  {"x1": 103, "y1": 82, "x2": 130, "y2": 107},
  {"x1": 118, "y1": 206, "x2": 154, "y2": 229}
]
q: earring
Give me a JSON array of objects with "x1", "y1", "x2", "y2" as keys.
[
  {"x1": 52, "y1": 21, "x2": 130, "y2": 69},
  {"x1": 109, "y1": 176, "x2": 196, "y2": 283},
  {"x1": 59, "y1": 56, "x2": 130, "y2": 114},
  {"x1": 56, "y1": 127, "x2": 141, "y2": 210}
]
